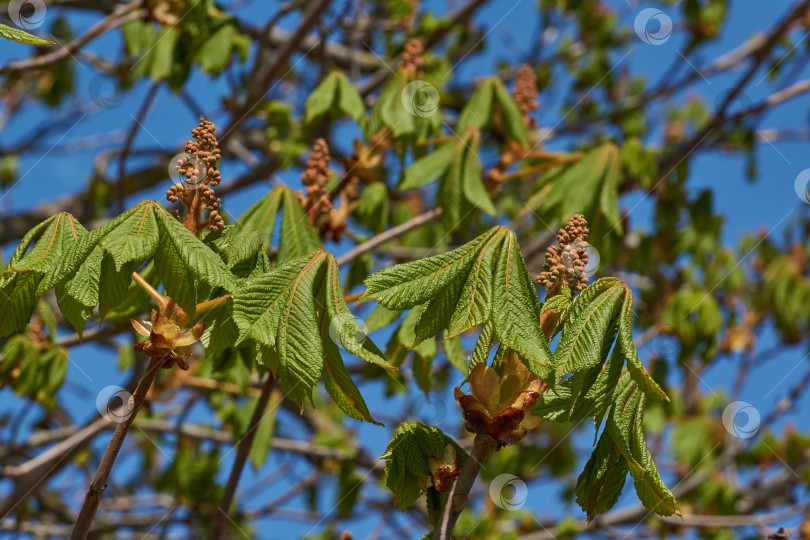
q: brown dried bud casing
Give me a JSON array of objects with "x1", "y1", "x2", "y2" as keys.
[
  {"x1": 454, "y1": 352, "x2": 544, "y2": 448},
  {"x1": 428, "y1": 445, "x2": 461, "y2": 493}
]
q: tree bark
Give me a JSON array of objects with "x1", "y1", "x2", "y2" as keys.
[{"x1": 433, "y1": 434, "x2": 498, "y2": 540}]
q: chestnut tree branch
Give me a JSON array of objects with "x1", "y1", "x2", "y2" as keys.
[
  {"x1": 69, "y1": 355, "x2": 164, "y2": 540},
  {"x1": 433, "y1": 434, "x2": 498, "y2": 540}
]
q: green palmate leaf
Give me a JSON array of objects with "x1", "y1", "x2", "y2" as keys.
[
  {"x1": 457, "y1": 78, "x2": 495, "y2": 132},
  {"x1": 305, "y1": 71, "x2": 340, "y2": 123},
  {"x1": 2, "y1": 201, "x2": 238, "y2": 337},
  {"x1": 230, "y1": 186, "x2": 321, "y2": 262},
  {"x1": 528, "y1": 143, "x2": 623, "y2": 233},
  {"x1": 0, "y1": 22, "x2": 54, "y2": 45},
  {"x1": 304, "y1": 71, "x2": 365, "y2": 124},
  {"x1": 0, "y1": 213, "x2": 86, "y2": 336},
  {"x1": 365, "y1": 226, "x2": 553, "y2": 379},
  {"x1": 399, "y1": 139, "x2": 454, "y2": 191},
  {"x1": 381, "y1": 421, "x2": 468, "y2": 509},
  {"x1": 491, "y1": 76, "x2": 530, "y2": 147},
  {"x1": 531, "y1": 276, "x2": 676, "y2": 522},
  {"x1": 552, "y1": 278, "x2": 624, "y2": 379},
  {"x1": 231, "y1": 250, "x2": 390, "y2": 414},
  {"x1": 575, "y1": 371, "x2": 677, "y2": 522},
  {"x1": 618, "y1": 290, "x2": 668, "y2": 401}
]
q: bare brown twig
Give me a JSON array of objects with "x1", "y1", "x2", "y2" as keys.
[
  {"x1": 69, "y1": 355, "x2": 164, "y2": 540},
  {"x1": 208, "y1": 372, "x2": 277, "y2": 539}
]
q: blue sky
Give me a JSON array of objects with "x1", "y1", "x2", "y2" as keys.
[{"x1": 1, "y1": 1, "x2": 809, "y2": 538}]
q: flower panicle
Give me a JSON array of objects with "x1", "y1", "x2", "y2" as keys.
[
  {"x1": 536, "y1": 214, "x2": 590, "y2": 294},
  {"x1": 166, "y1": 117, "x2": 224, "y2": 235}
]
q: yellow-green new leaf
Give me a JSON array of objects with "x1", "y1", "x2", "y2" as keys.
[{"x1": 0, "y1": 22, "x2": 54, "y2": 45}]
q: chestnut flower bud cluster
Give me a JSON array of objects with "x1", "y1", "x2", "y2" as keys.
[
  {"x1": 537, "y1": 213, "x2": 590, "y2": 293},
  {"x1": 166, "y1": 117, "x2": 224, "y2": 234}
]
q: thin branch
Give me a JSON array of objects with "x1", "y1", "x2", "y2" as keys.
[
  {"x1": 433, "y1": 434, "x2": 498, "y2": 540},
  {"x1": 659, "y1": 0, "x2": 810, "y2": 171},
  {"x1": 69, "y1": 355, "x2": 164, "y2": 540},
  {"x1": 222, "y1": 0, "x2": 332, "y2": 142},
  {"x1": 208, "y1": 372, "x2": 277, "y2": 539},
  {"x1": 117, "y1": 81, "x2": 160, "y2": 213},
  {"x1": 0, "y1": 3, "x2": 144, "y2": 73},
  {"x1": 336, "y1": 208, "x2": 442, "y2": 267}
]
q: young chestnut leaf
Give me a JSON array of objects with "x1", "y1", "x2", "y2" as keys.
[
  {"x1": 228, "y1": 185, "x2": 321, "y2": 263},
  {"x1": 364, "y1": 225, "x2": 553, "y2": 381},
  {"x1": 1, "y1": 201, "x2": 238, "y2": 338},
  {"x1": 230, "y1": 249, "x2": 392, "y2": 422},
  {"x1": 380, "y1": 421, "x2": 468, "y2": 510}
]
